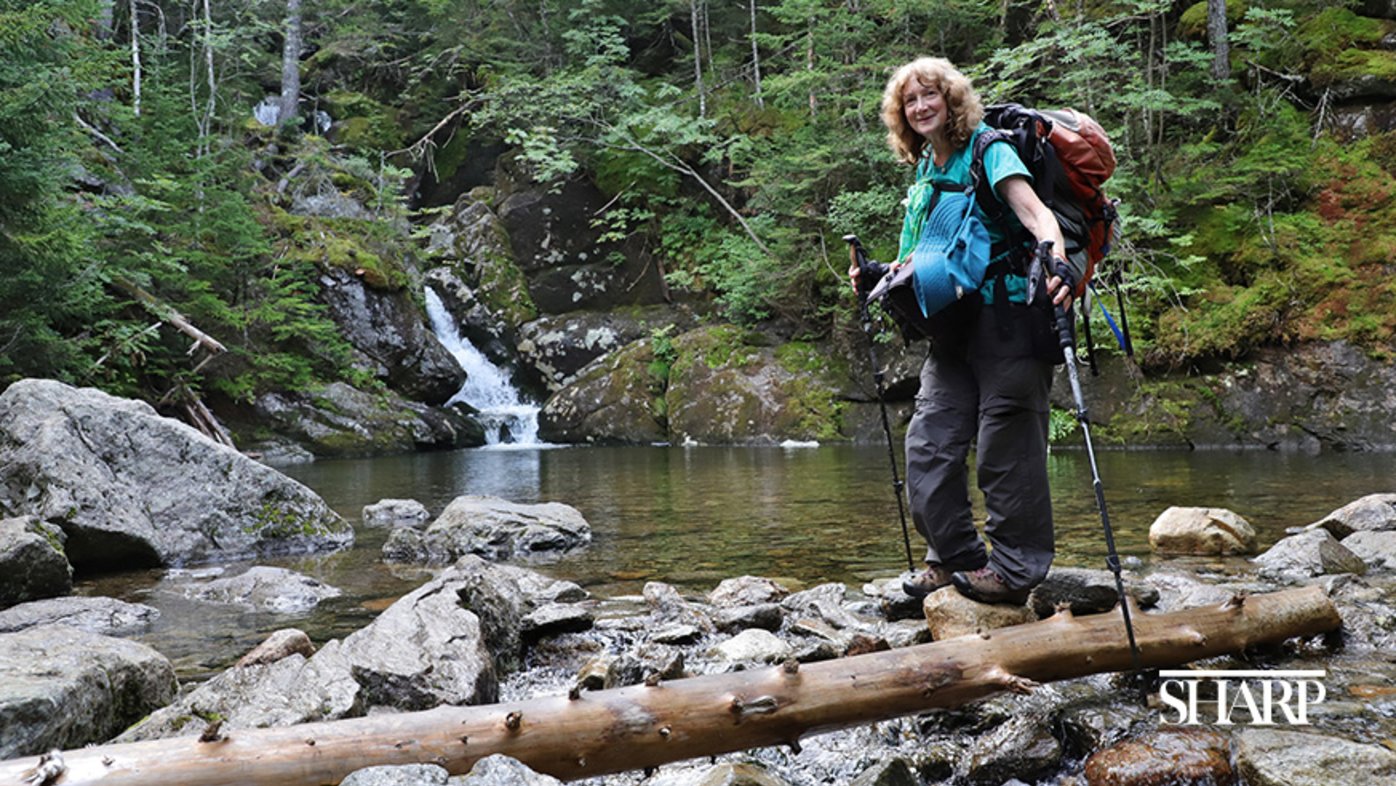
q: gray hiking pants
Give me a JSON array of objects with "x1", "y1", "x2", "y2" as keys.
[{"x1": 904, "y1": 309, "x2": 1055, "y2": 591}]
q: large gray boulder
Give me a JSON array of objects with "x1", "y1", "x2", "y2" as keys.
[
  {"x1": 0, "y1": 596, "x2": 158, "y2": 636},
  {"x1": 384, "y1": 495, "x2": 591, "y2": 562},
  {"x1": 0, "y1": 625, "x2": 176, "y2": 757},
  {"x1": 317, "y1": 266, "x2": 465, "y2": 405},
  {"x1": 250, "y1": 381, "x2": 485, "y2": 458},
  {"x1": 0, "y1": 515, "x2": 71, "y2": 608},
  {"x1": 1307, "y1": 493, "x2": 1396, "y2": 538},
  {"x1": 1255, "y1": 528, "x2": 1368, "y2": 581},
  {"x1": 0, "y1": 379, "x2": 353, "y2": 570}
]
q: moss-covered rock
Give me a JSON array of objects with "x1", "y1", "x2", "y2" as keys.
[{"x1": 537, "y1": 338, "x2": 667, "y2": 444}]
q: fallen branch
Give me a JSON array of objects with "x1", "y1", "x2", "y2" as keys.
[{"x1": 0, "y1": 586, "x2": 1340, "y2": 785}]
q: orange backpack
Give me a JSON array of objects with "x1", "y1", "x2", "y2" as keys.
[{"x1": 971, "y1": 104, "x2": 1120, "y2": 297}]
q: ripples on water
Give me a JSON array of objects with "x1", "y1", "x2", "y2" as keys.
[{"x1": 78, "y1": 445, "x2": 1394, "y2": 680}]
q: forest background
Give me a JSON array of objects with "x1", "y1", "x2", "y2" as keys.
[{"x1": 3, "y1": 0, "x2": 1394, "y2": 427}]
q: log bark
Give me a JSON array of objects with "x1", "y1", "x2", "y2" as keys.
[{"x1": 0, "y1": 586, "x2": 1340, "y2": 785}]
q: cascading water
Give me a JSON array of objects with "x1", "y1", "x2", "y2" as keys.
[{"x1": 424, "y1": 287, "x2": 541, "y2": 446}]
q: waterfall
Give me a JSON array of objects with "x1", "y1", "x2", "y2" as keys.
[{"x1": 424, "y1": 287, "x2": 541, "y2": 446}]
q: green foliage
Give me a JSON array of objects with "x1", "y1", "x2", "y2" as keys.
[{"x1": 6, "y1": 0, "x2": 1394, "y2": 405}]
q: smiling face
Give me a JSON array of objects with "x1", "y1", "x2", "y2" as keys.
[{"x1": 902, "y1": 78, "x2": 948, "y2": 144}]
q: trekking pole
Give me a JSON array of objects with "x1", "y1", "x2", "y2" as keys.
[
  {"x1": 1038, "y1": 242, "x2": 1142, "y2": 671},
  {"x1": 844, "y1": 234, "x2": 915, "y2": 573}
]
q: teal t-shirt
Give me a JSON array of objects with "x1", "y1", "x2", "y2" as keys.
[{"x1": 896, "y1": 122, "x2": 1032, "y2": 304}]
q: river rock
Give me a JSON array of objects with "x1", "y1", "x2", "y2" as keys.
[
  {"x1": 340, "y1": 764, "x2": 450, "y2": 786},
  {"x1": 709, "y1": 575, "x2": 791, "y2": 607},
  {"x1": 1235, "y1": 728, "x2": 1396, "y2": 785},
  {"x1": 1083, "y1": 728, "x2": 1234, "y2": 786},
  {"x1": 251, "y1": 381, "x2": 485, "y2": 458},
  {"x1": 235, "y1": 628, "x2": 316, "y2": 667},
  {"x1": 1028, "y1": 567, "x2": 1159, "y2": 618},
  {"x1": 119, "y1": 560, "x2": 539, "y2": 742},
  {"x1": 521, "y1": 601, "x2": 595, "y2": 640},
  {"x1": 0, "y1": 379, "x2": 353, "y2": 570},
  {"x1": 963, "y1": 714, "x2": 1062, "y2": 785},
  {"x1": 362, "y1": 498, "x2": 431, "y2": 528},
  {"x1": 849, "y1": 757, "x2": 919, "y2": 786},
  {"x1": 1341, "y1": 530, "x2": 1396, "y2": 571},
  {"x1": 182, "y1": 565, "x2": 343, "y2": 613},
  {"x1": 710, "y1": 628, "x2": 792, "y2": 664},
  {"x1": 0, "y1": 625, "x2": 176, "y2": 757},
  {"x1": 1054, "y1": 696, "x2": 1150, "y2": 757},
  {"x1": 0, "y1": 515, "x2": 71, "y2": 608},
  {"x1": 117, "y1": 640, "x2": 362, "y2": 741},
  {"x1": 1308, "y1": 493, "x2": 1396, "y2": 538},
  {"x1": 456, "y1": 754, "x2": 563, "y2": 785},
  {"x1": 316, "y1": 266, "x2": 464, "y2": 405},
  {"x1": 1148, "y1": 506, "x2": 1257, "y2": 555},
  {"x1": 387, "y1": 494, "x2": 591, "y2": 562},
  {"x1": 923, "y1": 588, "x2": 1037, "y2": 639},
  {"x1": 1255, "y1": 528, "x2": 1368, "y2": 580},
  {"x1": 0, "y1": 596, "x2": 158, "y2": 636},
  {"x1": 714, "y1": 603, "x2": 785, "y2": 633},
  {"x1": 862, "y1": 576, "x2": 926, "y2": 622}
]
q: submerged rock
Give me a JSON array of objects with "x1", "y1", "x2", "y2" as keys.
[
  {"x1": 0, "y1": 625, "x2": 176, "y2": 758},
  {"x1": 0, "y1": 379, "x2": 353, "y2": 571},
  {"x1": 362, "y1": 498, "x2": 431, "y2": 528},
  {"x1": 181, "y1": 565, "x2": 342, "y2": 613},
  {"x1": 384, "y1": 494, "x2": 591, "y2": 563},
  {"x1": 0, "y1": 596, "x2": 158, "y2": 636}
]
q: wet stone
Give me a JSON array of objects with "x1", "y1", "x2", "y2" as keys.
[
  {"x1": 1054, "y1": 696, "x2": 1151, "y2": 758},
  {"x1": 1083, "y1": 728, "x2": 1234, "y2": 786},
  {"x1": 963, "y1": 714, "x2": 1062, "y2": 785},
  {"x1": 652, "y1": 623, "x2": 702, "y2": 645},
  {"x1": 708, "y1": 576, "x2": 791, "y2": 607},
  {"x1": 714, "y1": 603, "x2": 784, "y2": 633},
  {"x1": 848, "y1": 756, "x2": 919, "y2": 786},
  {"x1": 521, "y1": 602, "x2": 594, "y2": 640}
]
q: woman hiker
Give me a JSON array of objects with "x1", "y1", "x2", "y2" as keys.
[{"x1": 849, "y1": 57, "x2": 1077, "y2": 605}]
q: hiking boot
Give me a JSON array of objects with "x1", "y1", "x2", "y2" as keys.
[
  {"x1": 951, "y1": 567, "x2": 1031, "y2": 605},
  {"x1": 901, "y1": 563, "x2": 954, "y2": 599}
]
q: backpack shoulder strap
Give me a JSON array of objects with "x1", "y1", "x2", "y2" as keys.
[{"x1": 970, "y1": 128, "x2": 1014, "y2": 220}]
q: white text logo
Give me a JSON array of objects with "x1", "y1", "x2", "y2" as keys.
[{"x1": 1158, "y1": 669, "x2": 1327, "y2": 726}]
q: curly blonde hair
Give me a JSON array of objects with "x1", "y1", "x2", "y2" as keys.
[{"x1": 881, "y1": 57, "x2": 984, "y2": 164}]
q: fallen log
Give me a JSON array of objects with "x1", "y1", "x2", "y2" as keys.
[{"x1": 0, "y1": 586, "x2": 1340, "y2": 786}]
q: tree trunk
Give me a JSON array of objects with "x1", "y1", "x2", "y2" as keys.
[
  {"x1": 278, "y1": 0, "x2": 303, "y2": 128},
  {"x1": 130, "y1": 0, "x2": 141, "y2": 116},
  {"x1": 1207, "y1": 0, "x2": 1230, "y2": 81},
  {"x1": 748, "y1": 0, "x2": 763, "y2": 109},
  {"x1": 689, "y1": 0, "x2": 705, "y2": 118},
  {"x1": 0, "y1": 587, "x2": 1339, "y2": 786}
]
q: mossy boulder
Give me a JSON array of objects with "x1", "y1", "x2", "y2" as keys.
[
  {"x1": 252, "y1": 381, "x2": 485, "y2": 458},
  {"x1": 537, "y1": 337, "x2": 667, "y2": 444},
  {"x1": 664, "y1": 326, "x2": 847, "y2": 445}
]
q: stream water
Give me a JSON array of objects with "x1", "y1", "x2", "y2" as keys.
[{"x1": 75, "y1": 443, "x2": 1396, "y2": 681}]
